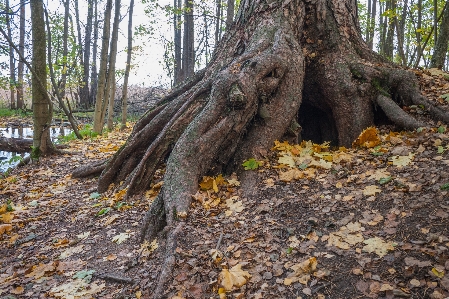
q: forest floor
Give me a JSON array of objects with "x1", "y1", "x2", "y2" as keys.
[{"x1": 1, "y1": 69, "x2": 449, "y2": 299}]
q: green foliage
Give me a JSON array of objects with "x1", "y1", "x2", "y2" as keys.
[
  {"x1": 242, "y1": 158, "x2": 261, "y2": 170},
  {"x1": 379, "y1": 176, "x2": 392, "y2": 185},
  {"x1": 440, "y1": 183, "x2": 449, "y2": 191},
  {"x1": 31, "y1": 146, "x2": 40, "y2": 161},
  {"x1": 0, "y1": 108, "x2": 31, "y2": 117},
  {"x1": 58, "y1": 124, "x2": 98, "y2": 143},
  {"x1": 96, "y1": 207, "x2": 111, "y2": 216}
]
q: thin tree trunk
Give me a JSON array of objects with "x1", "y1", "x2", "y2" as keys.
[
  {"x1": 6, "y1": 0, "x2": 16, "y2": 110},
  {"x1": 106, "y1": 0, "x2": 122, "y2": 131},
  {"x1": 60, "y1": 0, "x2": 69, "y2": 98},
  {"x1": 44, "y1": 7, "x2": 82, "y2": 139},
  {"x1": 93, "y1": 0, "x2": 113, "y2": 134},
  {"x1": 31, "y1": 0, "x2": 53, "y2": 157},
  {"x1": 74, "y1": 0, "x2": 84, "y2": 67},
  {"x1": 173, "y1": 0, "x2": 182, "y2": 85},
  {"x1": 215, "y1": 0, "x2": 222, "y2": 45},
  {"x1": 417, "y1": 0, "x2": 422, "y2": 66},
  {"x1": 366, "y1": 0, "x2": 371, "y2": 42},
  {"x1": 431, "y1": 1, "x2": 449, "y2": 69},
  {"x1": 226, "y1": 0, "x2": 234, "y2": 30},
  {"x1": 90, "y1": 0, "x2": 99, "y2": 107},
  {"x1": 368, "y1": 0, "x2": 377, "y2": 50},
  {"x1": 16, "y1": 0, "x2": 25, "y2": 110},
  {"x1": 435, "y1": 0, "x2": 439, "y2": 44},
  {"x1": 121, "y1": 0, "x2": 134, "y2": 129},
  {"x1": 181, "y1": 0, "x2": 194, "y2": 81},
  {"x1": 80, "y1": 0, "x2": 94, "y2": 108}
]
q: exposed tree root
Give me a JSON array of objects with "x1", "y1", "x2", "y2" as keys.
[{"x1": 376, "y1": 95, "x2": 425, "y2": 129}]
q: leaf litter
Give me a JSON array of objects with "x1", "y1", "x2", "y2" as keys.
[{"x1": 1, "y1": 71, "x2": 449, "y2": 298}]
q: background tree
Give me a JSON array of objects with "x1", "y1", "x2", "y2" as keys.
[
  {"x1": 31, "y1": 0, "x2": 53, "y2": 158},
  {"x1": 120, "y1": 0, "x2": 135, "y2": 129},
  {"x1": 430, "y1": 1, "x2": 449, "y2": 68},
  {"x1": 93, "y1": 0, "x2": 113, "y2": 134},
  {"x1": 6, "y1": 0, "x2": 15, "y2": 110},
  {"x1": 16, "y1": 0, "x2": 25, "y2": 110}
]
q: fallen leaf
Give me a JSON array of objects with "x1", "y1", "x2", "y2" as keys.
[
  {"x1": 352, "y1": 127, "x2": 381, "y2": 148},
  {"x1": 112, "y1": 232, "x2": 130, "y2": 244},
  {"x1": 363, "y1": 185, "x2": 382, "y2": 196},
  {"x1": 362, "y1": 237, "x2": 394, "y2": 257},
  {"x1": 219, "y1": 264, "x2": 251, "y2": 291}
]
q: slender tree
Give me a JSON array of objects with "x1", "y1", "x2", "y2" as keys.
[
  {"x1": 90, "y1": 0, "x2": 99, "y2": 107},
  {"x1": 31, "y1": 0, "x2": 54, "y2": 158},
  {"x1": 173, "y1": 0, "x2": 182, "y2": 85},
  {"x1": 226, "y1": 0, "x2": 234, "y2": 30},
  {"x1": 6, "y1": 0, "x2": 16, "y2": 109},
  {"x1": 80, "y1": 0, "x2": 94, "y2": 108},
  {"x1": 180, "y1": 0, "x2": 194, "y2": 81},
  {"x1": 120, "y1": 0, "x2": 134, "y2": 129},
  {"x1": 106, "y1": 0, "x2": 121, "y2": 130},
  {"x1": 431, "y1": 1, "x2": 449, "y2": 69},
  {"x1": 16, "y1": 0, "x2": 25, "y2": 110},
  {"x1": 93, "y1": 0, "x2": 113, "y2": 134}
]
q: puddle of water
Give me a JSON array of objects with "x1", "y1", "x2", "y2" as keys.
[{"x1": 0, "y1": 126, "x2": 72, "y2": 173}]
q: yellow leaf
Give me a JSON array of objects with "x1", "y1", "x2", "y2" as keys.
[
  {"x1": 278, "y1": 154, "x2": 296, "y2": 168},
  {"x1": 225, "y1": 196, "x2": 244, "y2": 216},
  {"x1": 136, "y1": 291, "x2": 142, "y2": 299},
  {"x1": 0, "y1": 212, "x2": 14, "y2": 223},
  {"x1": 0, "y1": 223, "x2": 13, "y2": 234},
  {"x1": 390, "y1": 153, "x2": 414, "y2": 167},
  {"x1": 363, "y1": 185, "x2": 382, "y2": 196},
  {"x1": 362, "y1": 237, "x2": 394, "y2": 257},
  {"x1": 352, "y1": 127, "x2": 381, "y2": 148},
  {"x1": 10, "y1": 285, "x2": 24, "y2": 294},
  {"x1": 431, "y1": 267, "x2": 445, "y2": 278},
  {"x1": 219, "y1": 264, "x2": 251, "y2": 291},
  {"x1": 279, "y1": 168, "x2": 303, "y2": 182}
]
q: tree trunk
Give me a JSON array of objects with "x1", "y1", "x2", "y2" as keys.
[
  {"x1": 74, "y1": 1, "x2": 449, "y2": 296},
  {"x1": 79, "y1": 0, "x2": 94, "y2": 108},
  {"x1": 89, "y1": 0, "x2": 99, "y2": 107},
  {"x1": 31, "y1": 0, "x2": 53, "y2": 158},
  {"x1": 120, "y1": 0, "x2": 134, "y2": 129},
  {"x1": 6, "y1": 0, "x2": 16, "y2": 110},
  {"x1": 93, "y1": 0, "x2": 113, "y2": 134},
  {"x1": 226, "y1": 0, "x2": 235, "y2": 30},
  {"x1": 215, "y1": 0, "x2": 222, "y2": 45},
  {"x1": 106, "y1": 0, "x2": 121, "y2": 131},
  {"x1": 173, "y1": 0, "x2": 182, "y2": 85},
  {"x1": 431, "y1": 2, "x2": 449, "y2": 69},
  {"x1": 180, "y1": 0, "x2": 194, "y2": 81},
  {"x1": 16, "y1": 0, "x2": 25, "y2": 110}
]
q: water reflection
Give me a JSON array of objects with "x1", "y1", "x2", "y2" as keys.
[{"x1": 0, "y1": 126, "x2": 72, "y2": 173}]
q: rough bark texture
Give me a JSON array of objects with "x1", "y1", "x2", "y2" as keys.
[
  {"x1": 31, "y1": 0, "x2": 54, "y2": 157},
  {"x1": 74, "y1": 0, "x2": 449, "y2": 295},
  {"x1": 430, "y1": 2, "x2": 449, "y2": 69}
]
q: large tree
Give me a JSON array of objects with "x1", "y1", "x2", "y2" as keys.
[{"x1": 74, "y1": 0, "x2": 449, "y2": 296}]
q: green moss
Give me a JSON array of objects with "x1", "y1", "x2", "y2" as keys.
[
  {"x1": 31, "y1": 146, "x2": 40, "y2": 161},
  {"x1": 371, "y1": 78, "x2": 389, "y2": 97}
]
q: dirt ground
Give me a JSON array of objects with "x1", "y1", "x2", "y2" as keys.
[{"x1": 1, "y1": 69, "x2": 449, "y2": 299}]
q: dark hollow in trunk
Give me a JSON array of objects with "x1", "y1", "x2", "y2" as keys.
[{"x1": 73, "y1": 1, "x2": 449, "y2": 296}]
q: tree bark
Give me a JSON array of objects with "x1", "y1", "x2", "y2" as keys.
[
  {"x1": 181, "y1": 0, "x2": 194, "y2": 81},
  {"x1": 16, "y1": 0, "x2": 25, "y2": 110},
  {"x1": 31, "y1": 0, "x2": 53, "y2": 158},
  {"x1": 226, "y1": 0, "x2": 235, "y2": 30},
  {"x1": 121, "y1": 0, "x2": 134, "y2": 129},
  {"x1": 106, "y1": 0, "x2": 121, "y2": 131},
  {"x1": 6, "y1": 0, "x2": 16, "y2": 110},
  {"x1": 89, "y1": 0, "x2": 99, "y2": 107},
  {"x1": 74, "y1": 1, "x2": 449, "y2": 295},
  {"x1": 93, "y1": 0, "x2": 113, "y2": 134},
  {"x1": 431, "y1": 2, "x2": 449, "y2": 69},
  {"x1": 173, "y1": 0, "x2": 182, "y2": 85},
  {"x1": 79, "y1": 0, "x2": 94, "y2": 108}
]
